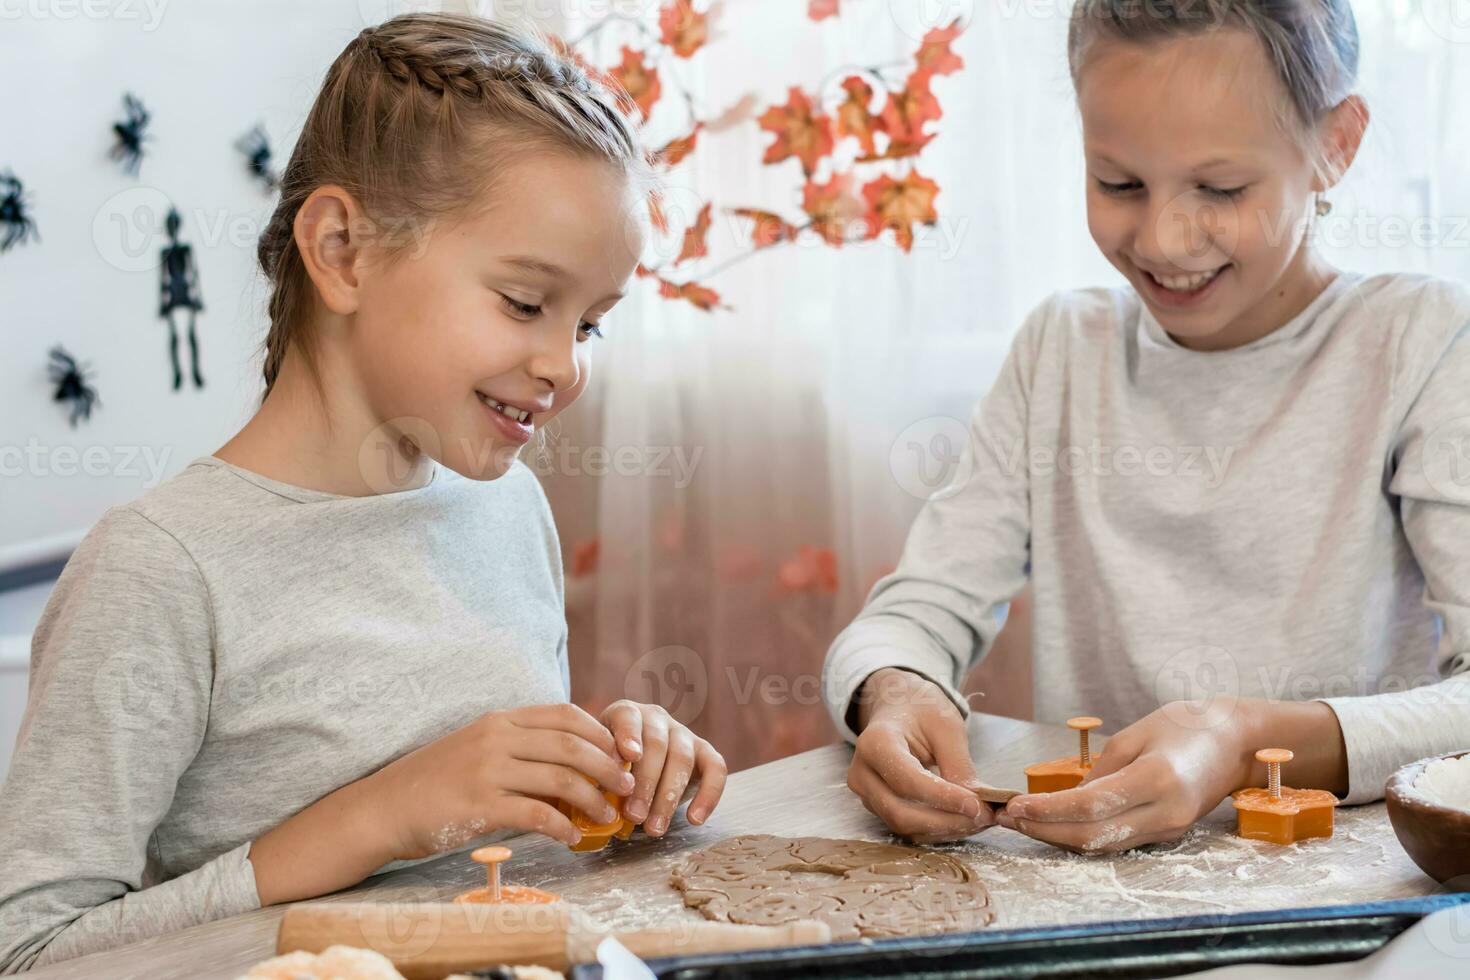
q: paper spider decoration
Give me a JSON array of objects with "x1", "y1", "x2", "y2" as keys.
[
  {"x1": 0, "y1": 170, "x2": 38, "y2": 253},
  {"x1": 234, "y1": 125, "x2": 280, "y2": 190},
  {"x1": 110, "y1": 92, "x2": 151, "y2": 176},
  {"x1": 48, "y1": 346, "x2": 100, "y2": 428}
]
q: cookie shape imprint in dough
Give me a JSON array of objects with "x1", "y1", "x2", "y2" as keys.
[{"x1": 669, "y1": 835, "x2": 994, "y2": 941}]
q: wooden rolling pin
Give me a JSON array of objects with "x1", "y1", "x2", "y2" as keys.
[{"x1": 277, "y1": 902, "x2": 831, "y2": 979}]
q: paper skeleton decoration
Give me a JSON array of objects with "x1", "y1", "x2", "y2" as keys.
[
  {"x1": 159, "y1": 207, "x2": 205, "y2": 390},
  {"x1": 110, "y1": 93, "x2": 151, "y2": 176},
  {"x1": 1, "y1": 171, "x2": 38, "y2": 252},
  {"x1": 235, "y1": 125, "x2": 280, "y2": 190},
  {"x1": 49, "y1": 346, "x2": 100, "y2": 427}
]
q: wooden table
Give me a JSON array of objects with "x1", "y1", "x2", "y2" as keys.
[{"x1": 26, "y1": 713, "x2": 1437, "y2": 979}]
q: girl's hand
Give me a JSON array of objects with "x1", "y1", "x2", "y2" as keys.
[
  {"x1": 845, "y1": 668, "x2": 993, "y2": 843},
  {"x1": 368, "y1": 702, "x2": 636, "y2": 860},
  {"x1": 599, "y1": 700, "x2": 728, "y2": 837},
  {"x1": 996, "y1": 699, "x2": 1255, "y2": 852}
]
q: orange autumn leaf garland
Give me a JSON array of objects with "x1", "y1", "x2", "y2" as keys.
[
  {"x1": 758, "y1": 87, "x2": 836, "y2": 178},
  {"x1": 572, "y1": 1, "x2": 966, "y2": 310}
]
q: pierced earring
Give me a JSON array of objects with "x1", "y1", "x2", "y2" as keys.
[{"x1": 1315, "y1": 196, "x2": 1333, "y2": 217}]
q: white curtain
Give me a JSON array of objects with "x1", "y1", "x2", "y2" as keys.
[{"x1": 493, "y1": 0, "x2": 1470, "y2": 771}]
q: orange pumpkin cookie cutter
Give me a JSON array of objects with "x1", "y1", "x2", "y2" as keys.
[
  {"x1": 1024, "y1": 716, "x2": 1102, "y2": 794},
  {"x1": 1231, "y1": 748, "x2": 1339, "y2": 845},
  {"x1": 558, "y1": 761, "x2": 639, "y2": 852},
  {"x1": 454, "y1": 846, "x2": 561, "y2": 905}
]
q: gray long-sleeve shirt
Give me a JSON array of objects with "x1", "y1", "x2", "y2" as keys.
[
  {"x1": 824, "y1": 271, "x2": 1470, "y2": 805},
  {"x1": 0, "y1": 456, "x2": 570, "y2": 972}
]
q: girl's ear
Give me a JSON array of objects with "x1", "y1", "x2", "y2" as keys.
[
  {"x1": 1314, "y1": 95, "x2": 1370, "y2": 193},
  {"x1": 294, "y1": 185, "x2": 368, "y2": 316}
]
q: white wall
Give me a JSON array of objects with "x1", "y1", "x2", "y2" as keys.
[
  {"x1": 0, "y1": 0, "x2": 439, "y2": 572},
  {"x1": 0, "y1": 0, "x2": 457, "y2": 777}
]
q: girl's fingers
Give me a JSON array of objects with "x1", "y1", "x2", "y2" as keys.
[
  {"x1": 510, "y1": 702, "x2": 618, "y2": 759},
  {"x1": 925, "y1": 715, "x2": 982, "y2": 790},
  {"x1": 495, "y1": 794, "x2": 584, "y2": 847},
  {"x1": 508, "y1": 761, "x2": 622, "y2": 824},
  {"x1": 1005, "y1": 768, "x2": 1140, "y2": 824},
  {"x1": 686, "y1": 742, "x2": 728, "y2": 825},
  {"x1": 867, "y1": 731, "x2": 981, "y2": 819},
  {"x1": 510, "y1": 728, "x2": 635, "y2": 796},
  {"x1": 645, "y1": 729, "x2": 696, "y2": 836},
  {"x1": 849, "y1": 757, "x2": 987, "y2": 841},
  {"x1": 1000, "y1": 800, "x2": 1181, "y2": 854},
  {"x1": 625, "y1": 710, "x2": 670, "y2": 823},
  {"x1": 602, "y1": 700, "x2": 644, "y2": 762}
]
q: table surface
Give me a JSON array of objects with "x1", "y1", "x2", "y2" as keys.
[{"x1": 26, "y1": 713, "x2": 1438, "y2": 979}]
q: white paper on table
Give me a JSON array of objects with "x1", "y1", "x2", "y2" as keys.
[
  {"x1": 594, "y1": 936, "x2": 657, "y2": 980},
  {"x1": 1194, "y1": 904, "x2": 1470, "y2": 978}
]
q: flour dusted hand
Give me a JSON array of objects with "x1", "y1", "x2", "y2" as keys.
[
  {"x1": 846, "y1": 668, "x2": 995, "y2": 843},
  {"x1": 372, "y1": 703, "x2": 636, "y2": 858},
  {"x1": 599, "y1": 700, "x2": 728, "y2": 836}
]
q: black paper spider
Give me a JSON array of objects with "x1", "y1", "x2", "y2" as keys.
[
  {"x1": 234, "y1": 125, "x2": 279, "y2": 190},
  {"x1": 110, "y1": 92, "x2": 151, "y2": 175},
  {"x1": 48, "y1": 346, "x2": 100, "y2": 428},
  {"x1": 0, "y1": 171, "x2": 38, "y2": 253}
]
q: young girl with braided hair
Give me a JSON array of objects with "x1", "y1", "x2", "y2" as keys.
[
  {"x1": 830, "y1": 0, "x2": 1470, "y2": 851},
  {"x1": 0, "y1": 14, "x2": 725, "y2": 970}
]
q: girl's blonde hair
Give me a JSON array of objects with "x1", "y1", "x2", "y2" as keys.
[
  {"x1": 1068, "y1": 0, "x2": 1360, "y2": 140},
  {"x1": 256, "y1": 12, "x2": 653, "y2": 401}
]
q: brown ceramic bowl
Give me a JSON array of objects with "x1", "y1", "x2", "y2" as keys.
[{"x1": 1385, "y1": 750, "x2": 1470, "y2": 890}]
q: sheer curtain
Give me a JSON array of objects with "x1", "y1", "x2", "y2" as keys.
[{"x1": 494, "y1": 0, "x2": 1470, "y2": 771}]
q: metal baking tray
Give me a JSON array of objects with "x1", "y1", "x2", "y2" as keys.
[{"x1": 562, "y1": 894, "x2": 1470, "y2": 979}]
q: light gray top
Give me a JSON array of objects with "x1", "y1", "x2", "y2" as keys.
[
  {"x1": 824, "y1": 271, "x2": 1470, "y2": 805},
  {"x1": 0, "y1": 456, "x2": 570, "y2": 972}
]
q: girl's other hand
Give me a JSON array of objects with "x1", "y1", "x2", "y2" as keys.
[
  {"x1": 369, "y1": 702, "x2": 635, "y2": 860},
  {"x1": 996, "y1": 698, "x2": 1267, "y2": 852},
  {"x1": 599, "y1": 700, "x2": 728, "y2": 836},
  {"x1": 845, "y1": 668, "x2": 994, "y2": 843}
]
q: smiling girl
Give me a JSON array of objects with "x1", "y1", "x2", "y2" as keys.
[
  {"x1": 827, "y1": 0, "x2": 1470, "y2": 851},
  {"x1": 0, "y1": 14, "x2": 725, "y2": 971}
]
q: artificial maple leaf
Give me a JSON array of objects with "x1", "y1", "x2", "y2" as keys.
[
  {"x1": 758, "y1": 87, "x2": 834, "y2": 177},
  {"x1": 571, "y1": 538, "x2": 600, "y2": 578},
  {"x1": 729, "y1": 208, "x2": 802, "y2": 249},
  {"x1": 609, "y1": 46, "x2": 662, "y2": 120},
  {"x1": 647, "y1": 190, "x2": 669, "y2": 234},
  {"x1": 638, "y1": 267, "x2": 727, "y2": 310},
  {"x1": 808, "y1": 0, "x2": 840, "y2": 21},
  {"x1": 862, "y1": 170, "x2": 940, "y2": 253},
  {"x1": 657, "y1": 277, "x2": 727, "y2": 311},
  {"x1": 880, "y1": 72, "x2": 942, "y2": 143},
  {"x1": 676, "y1": 203, "x2": 713, "y2": 265},
  {"x1": 856, "y1": 131, "x2": 937, "y2": 163},
  {"x1": 776, "y1": 545, "x2": 838, "y2": 594},
  {"x1": 802, "y1": 174, "x2": 864, "y2": 247},
  {"x1": 835, "y1": 76, "x2": 884, "y2": 157},
  {"x1": 660, "y1": 0, "x2": 710, "y2": 58},
  {"x1": 707, "y1": 92, "x2": 759, "y2": 132},
  {"x1": 655, "y1": 124, "x2": 703, "y2": 168},
  {"x1": 913, "y1": 20, "x2": 966, "y2": 81}
]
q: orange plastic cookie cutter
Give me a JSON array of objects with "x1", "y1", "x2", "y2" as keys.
[
  {"x1": 1024, "y1": 716, "x2": 1102, "y2": 794},
  {"x1": 1231, "y1": 748, "x2": 1339, "y2": 845},
  {"x1": 453, "y1": 846, "x2": 561, "y2": 905},
  {"x1": 557, "y1": 762, "x2": 638, "y2": 852}
]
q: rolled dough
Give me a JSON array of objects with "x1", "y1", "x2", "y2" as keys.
[{"x1": 669, "y1": 834, "x2": 994, "y2": 941}]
